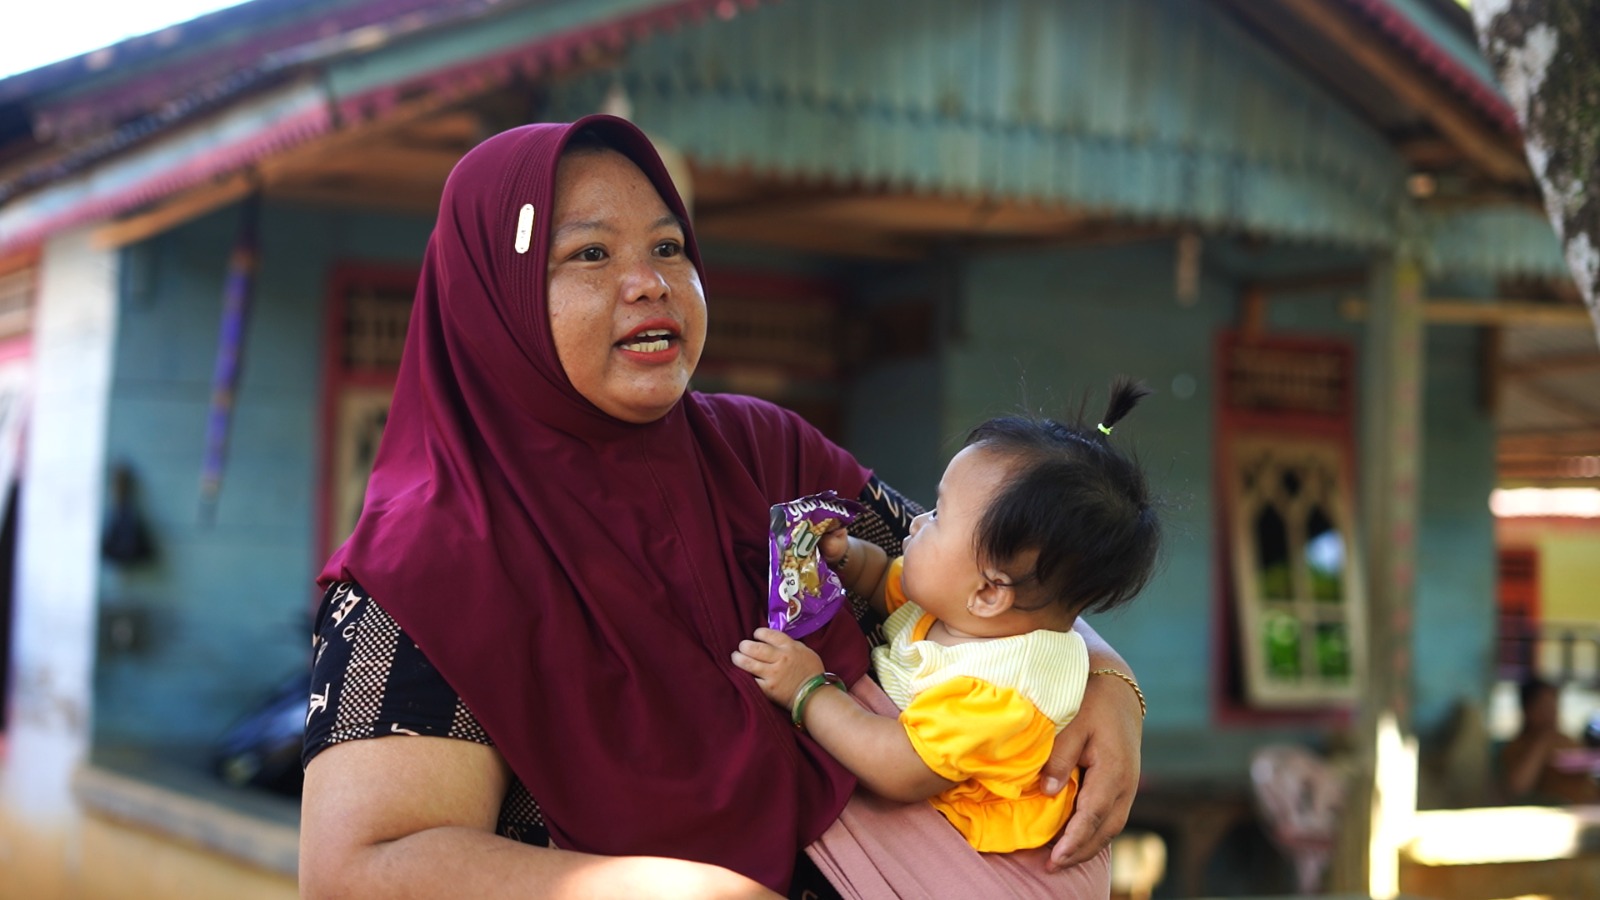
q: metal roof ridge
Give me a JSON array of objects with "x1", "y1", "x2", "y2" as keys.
[
  {"x1": 1333, "y1": 0, "x2": 1521, "y2": 136},
  {"x1": 0, "y1": 0, "x2": 770, "y2": 257},
  {"x1": 8, "y1": 0, "x2": 523, "y2": 143}
]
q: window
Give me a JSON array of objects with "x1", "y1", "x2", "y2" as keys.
[
  {"x1": 318, "y1": 265, "x2": 416, "y2": 562},
  {"x1": 1216, "y1": 333, "x2": 1365, "y2": 712}
]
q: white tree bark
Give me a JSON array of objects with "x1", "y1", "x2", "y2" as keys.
[{"x1": 1474, "y1": 0, "x2": 1600, "y2": 341}]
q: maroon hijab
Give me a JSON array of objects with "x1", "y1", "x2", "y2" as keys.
[{"x1": 320, "y1": 115, "x2": 871, "y2": 890}]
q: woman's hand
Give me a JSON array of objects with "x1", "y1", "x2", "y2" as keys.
[
  {"x1": 1040, "y1": 666, "x2": 1143, "y2": 870},
  {"x1": 732, "y1": 627, "x2": 825, "y2": 709}
]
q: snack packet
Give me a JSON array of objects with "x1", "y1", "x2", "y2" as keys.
[{"x1": 768, "y1": 491, "x2": 864, "y2": 638}]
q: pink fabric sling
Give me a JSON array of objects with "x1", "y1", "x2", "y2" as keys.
[{"x1": 808, "y1": 678, "x2": 1112, "y2": 899}]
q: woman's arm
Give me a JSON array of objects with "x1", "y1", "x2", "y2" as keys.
[
  {"x1": 1498, "y1": 732, "x2": 1559, "y2": 800},
  {"x1": 299, "y1": 736, "x2": 781, "y2": 900},
  {"x1": 1040, "y1": 618, "x2": 1143, "y2": 870}
]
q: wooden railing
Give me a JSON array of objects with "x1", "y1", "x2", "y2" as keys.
[{"x1": 1499, "y1": 619, "x2": 1600, "y2": 687}]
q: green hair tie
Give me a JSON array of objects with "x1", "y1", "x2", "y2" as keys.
[{"x1": 1097, "y1": 423, "x2": 1113, "y2": 436}]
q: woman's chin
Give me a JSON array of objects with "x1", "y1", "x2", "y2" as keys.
[{"x1": 597, "y1": 381, "x2": 691, "y2": 423}]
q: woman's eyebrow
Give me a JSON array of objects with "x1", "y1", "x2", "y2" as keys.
[
  {"x1": 551, "y1": 215, "x2": 682, "y2": 242},
  {"x1": 552, "y1": 219, "x2": 612, "y2": 242}
]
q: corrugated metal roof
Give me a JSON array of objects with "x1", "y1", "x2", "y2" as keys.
[
  {"x1": 557, "y1": 0, "x2": 1410, "y2": 247},
  {"x1": 1425, "y1": 205, "x2": 1570, "y2": 279}
]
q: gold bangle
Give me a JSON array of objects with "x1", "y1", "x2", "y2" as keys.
[{"x1": 1090, "y1": 668, "x2": 1146, "y2": 720}]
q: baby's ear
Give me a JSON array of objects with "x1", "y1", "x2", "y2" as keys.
[{"x1": 968, "y1": 574, "x2": 1014, "y2": 618}]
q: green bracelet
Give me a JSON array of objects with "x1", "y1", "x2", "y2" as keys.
[{"x1": 790, "y1": 672, "x2": 847, "y2": 730}]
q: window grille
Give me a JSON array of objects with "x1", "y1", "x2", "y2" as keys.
[
  {"x1": 1228, "y1": 436, "x2": 1365, "y2": 706},
  {"x1": 704, "y1": 292, "x2": 841, "y2": 375},
  {"x1": 342, "y1": 285, "x2": 412, "y2": 370}
]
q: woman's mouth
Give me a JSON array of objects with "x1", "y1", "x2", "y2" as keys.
[{"x1": 618, "y1": 328, "x2": 674, "y2": 353}]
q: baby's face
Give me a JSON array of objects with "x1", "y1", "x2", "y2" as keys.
[{"x1": 900, "y1": 444, "x2": 1010, "y2": 621}]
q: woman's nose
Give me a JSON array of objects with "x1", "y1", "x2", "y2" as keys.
[{"x1": 623, "y1": 257, "x2": 670, "y2": 304}]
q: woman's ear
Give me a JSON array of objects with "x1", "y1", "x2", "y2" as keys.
[{"x1": 968, "y1": 574, "x2": 1015, "y2": 619}]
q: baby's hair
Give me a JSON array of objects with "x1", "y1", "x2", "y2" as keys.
[{"x1": 965, "y1": 377, "x2": 1160, "y2": 617}]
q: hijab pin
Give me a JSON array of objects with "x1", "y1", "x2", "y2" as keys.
[{"x1": 515, "y1": 204, "x2": 535, "y2": 254}]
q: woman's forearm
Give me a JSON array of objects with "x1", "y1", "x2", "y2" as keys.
[
  {"x1": 315, "y1": 827, "x2": 780, "y2": 900},
  {"x1": 1074, "y1": 618, "x2": 1133, "y2": 675},
  {"x1": 300, "y1": 737, "x2": 780, "y2": 900}
]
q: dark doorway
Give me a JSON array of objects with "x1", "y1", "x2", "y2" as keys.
[{"x1": 0, "y1": 483, "x2": 19, "y2": 732}]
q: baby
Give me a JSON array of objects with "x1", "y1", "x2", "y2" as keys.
[{"x1": 734, "y1": 378, "x2": 1160, "y2": 853}]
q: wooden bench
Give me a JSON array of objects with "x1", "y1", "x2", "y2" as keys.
[{"x1": 1399, "y1": 804, "x2": 1600, "y2": 900}]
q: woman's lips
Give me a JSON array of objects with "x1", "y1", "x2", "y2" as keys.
[{"x1": 617, "y1": 328, "x2": 675, "y2": 353}]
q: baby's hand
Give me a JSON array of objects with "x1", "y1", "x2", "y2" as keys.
[
  {"x1": 732, "y1": 628, "x2": 826, "y2": 710},
  {"x1": 818, "y1": 526, "x2": 850, "y2": 566}
]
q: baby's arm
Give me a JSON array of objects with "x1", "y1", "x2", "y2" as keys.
[
  {"x1": 819, "y1": 529, "x2": 891, "y2": 618},
  {"x1": 731, "y1": 628, "x2": 955, "y2": 803}
]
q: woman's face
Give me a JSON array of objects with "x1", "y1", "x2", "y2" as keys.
[{"x1": 547, "y1": 148, "x2": 706, "y2": 423}]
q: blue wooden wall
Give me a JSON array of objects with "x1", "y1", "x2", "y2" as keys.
[
  {"x1": 953, "y1": 241, "x2": 1238, "y2": 748},
  {"x1": 95, "y1": 202, "x2": 433, "y2": 751},
  {"x1": 1412, "y1": 319, "x2": 1498, "y2": 733}
]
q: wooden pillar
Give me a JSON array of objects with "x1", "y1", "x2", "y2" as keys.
[{"x1": 1334, "y1": 250, "x2": 1425, "y2": 897}]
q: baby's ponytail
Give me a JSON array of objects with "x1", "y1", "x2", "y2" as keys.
[{"x1": 1096, "y1": 376, "x2": 1153, "y2": 438}]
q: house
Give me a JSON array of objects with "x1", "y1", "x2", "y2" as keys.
[{"x1": 0, "y1": 0, "x2": 1590, "y2": 896}]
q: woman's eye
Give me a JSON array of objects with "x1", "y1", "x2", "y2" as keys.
[
  {"x1": 576, "y1": 247, "x2": 606, "y2": 262},
  {"x1": 655, "y1": 240, "x2": 683, "y2": 258}
]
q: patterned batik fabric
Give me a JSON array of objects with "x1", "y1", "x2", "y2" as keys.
[{"x1": 303, "y1": 581, "x2": 548, "y2": 846}]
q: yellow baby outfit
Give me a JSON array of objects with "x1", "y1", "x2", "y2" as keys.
[{"x1": 873, "y1": 558, "x2": 1089, "y2": 853}]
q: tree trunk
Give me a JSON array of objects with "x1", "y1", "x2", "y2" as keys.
[{"x1": 1474, "y1": 0, "x2": 1600, "y2": 343}]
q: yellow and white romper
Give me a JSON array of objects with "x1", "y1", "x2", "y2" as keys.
[{"x1": 873, "y1": 557, "x2": 1089, "y2": 853}]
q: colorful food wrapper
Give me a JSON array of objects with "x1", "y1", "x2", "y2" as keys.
[{"x1": 768, "y1": 491, "x2": 864, "y2": 638}]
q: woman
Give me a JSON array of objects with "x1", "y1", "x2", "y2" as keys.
[
  {"x1": 1499, "y1": 677, "x2": 1600, "y2": 804},
  {"x1": 299, "y1": 115, "x2": 1143, "y2": 899}
]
